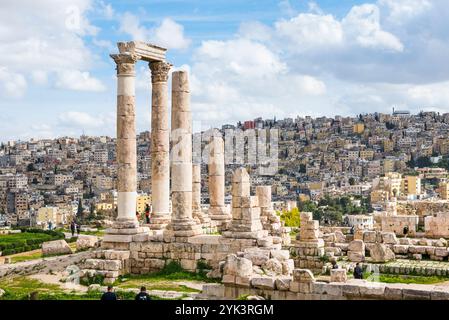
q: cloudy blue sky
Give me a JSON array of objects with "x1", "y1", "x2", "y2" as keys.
[{"x1": 1, "y1": 0, "x2": 448, "y2": 142}]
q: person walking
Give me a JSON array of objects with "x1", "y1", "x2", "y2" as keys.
[
  {"x1": 353, "y1": 263, "x2": 364, "y2": 279},
  {"x1": 144, "y1": 204, "x2": 151, "y2": 224},
  {"x1": 101, "y1": 286, "x2": 117, "y2": 301},
  {"x1": 135, "y1": 286, "x2": 151, "y2": 301},
  {"x1": 70, "y1": 221, "x2": 76, "y2": 237},
  {"x1": 76, "y1": 223, "x2": 81, "y2": 236}
]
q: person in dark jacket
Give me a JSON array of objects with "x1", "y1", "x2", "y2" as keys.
[
  {"x1": 101, "y1": 286, "x2": 117, "y2": 301},
  {"x1": 70, "y1": 221, "x2": 76, "y2": 237},
  {"x1": 403, "y1": 225, "x2": 409, "y2": 238},
  {"x1": 353, "y1": 263, "x2": 364, "y2": 279},
  {"x1": 135, "y1": 286, "x2": 151, "y2": 301},
  {"x1": 144, "y1": 204, "x2": 151, "y2": 224}
]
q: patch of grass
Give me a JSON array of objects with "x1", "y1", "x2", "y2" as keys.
[
  {"x1": 367, "y1": 273, "x2": 449, "y2": 285},
  {"x1": 10, "y1": 250, "x2": 43, "y2": 263}
]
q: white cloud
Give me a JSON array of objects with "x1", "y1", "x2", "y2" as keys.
[
  {"x1": 119, "y1": 13, "x2": 191, "y2": 50},
  {"x1": 0, "y1": 0, "x2": 105, "y2": 95},
  {"x1": 56, "y1": 70, "x2": 106, "y2": 92},
  {"x1": 275, "y1": 13, "x2": 343, "y2": 52},
  {"x1": 58, "y1": 111, "x2": 114, "y2": 129},
  {"x1": 379, "y1": 0, "x2": 432, "y2": 24},
  {"x1": 0, "y1": 67, "x2": 27, "y2": 98},
  {"x1": 154, "y1": 18, "x2": 191, "y2": 50},
  {"x1": 343, "y1": 4, "x2": 404, "y2": 52}
]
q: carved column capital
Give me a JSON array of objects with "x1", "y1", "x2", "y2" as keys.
[
  {"x1": 111, "y1": 53, "x2": 140, "y2": 76},
  {"x1": 149, "y1": 61, "x2": 172, "y2": 83}
]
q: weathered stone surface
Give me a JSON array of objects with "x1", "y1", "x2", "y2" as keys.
[
  {"x1": 348, "y1": 240, "x2": 365, "y2": 252},
  {"x1": 348, "y1": 251, "x2": 365, "y2": 262},
  {"x1": 76, "y1": 235, "x2": 99, "y2": 251},
  {"x1": 243, "y1": 249, "x2": 269, "y2": 266},
  {"x1": 42, "y1": 240, "x2": 72, "y2": 256},
  {"x1": 223, "y1": 254, "x2": 253, "y2": 278},
  {"x1": 382, "y1": 232, "x2": 398, "y2": 245},
  {"x1": 262, "y1": 258, "x2": 283, "y2": 275},
  {"x1": 270, "y1": 250, "x2": 290, "y2": 261},
  {"x1": 369, "y1": 243, "x2": 395, "y2": 263},
  {"x1": 330, "y1": 269, "x2": 348, "y2": 283},
  {"x1": 251, "y1": 277, "x2": 276, "y2": 290},
  {"x1": 275, "y1": 277, "x2": 292, "y2": 291}
]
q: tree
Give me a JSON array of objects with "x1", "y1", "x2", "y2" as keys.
[
  {"x1": 349, "y1": 177, "x2": 356, "y2": 186},
  {"x1": 77, "y1": 198, "x2": 84, "y2": 221}
]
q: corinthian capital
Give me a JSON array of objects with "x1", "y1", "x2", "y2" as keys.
[
  {"x1": 149, "y1": 61, "x2": 172, "y2": 83},
  {"x1": 111, "y1": 53, "x2": 140, "y2": 75}
]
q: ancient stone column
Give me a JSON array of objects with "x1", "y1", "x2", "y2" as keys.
[
  {"x1": 170, "y1": 71, "x2": 202, "y2": 237},
  {"x1": 149, "y1": 61, "x2": 172, "y2": 229},
  {"x1": 102, "y1": 53, "x2": 149, "y2": 249},
  {"x1": 208, "y1": 135, "x2": 231, "y2": 225},
  {"x1": 112, "y1": 53, "x2": 139, "y2": 225},
  {"x1": 193, "y1": 164, "x2": 211, "y2": 225}
]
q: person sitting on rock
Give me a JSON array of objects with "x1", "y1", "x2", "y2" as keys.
[{"x1": 331, "y1": 260, "x2": 339, "y2": 269}]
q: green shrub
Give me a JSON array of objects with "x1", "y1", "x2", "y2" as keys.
[{"x1": 279, "y1": 207, "x2": 301, "y2": 227}]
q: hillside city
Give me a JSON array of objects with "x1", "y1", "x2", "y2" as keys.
[{"x1": 2, "y1": 109, "x2": 449, "y2": 229}]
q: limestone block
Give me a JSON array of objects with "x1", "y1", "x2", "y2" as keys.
[
  {"x1": 76, "y1": 235, "x2": 99, "y2": 251},
  {"x1": 300, "y1": 212, "x2": 313, "y2": 222},
  {"x1": 359, "y1": 283, "x2": 386, "y2": 299},
  {"x1": 348, "y1": 240, "x2": 365, "y2": 253},
  {"x1": 103, "y1": 234, "x2": 133, "y2": 243},
  {"x1": 270, "y1": 250, "x2": 290, "y2": 261},
  {"x1": 281, "y1": 259, "x2": 295, "y2": 275},
  {"x1": 363, "y1": 231, "x2": 377, "y2": 243},
  {"x1": 348, "y1": 251, "x2": 365, "y2": 262},
  {"x1": 262, "y1": 258, "x2": 283, "y2": 275},
  {"x1": 330, "y1": 269, "x2": 348, "y2": 283},
  {"x1": 382, "y1": 232, "x2": 398, "y2": 245},
  {"x1": 402, "y1": 285, "x2": 432, "y2": 300},
  {"x1": 243, "y1": 250, "x2": 269, "y2": 266},
  {"x1": 257, "y1": 236, "x2": 273, "y2": 247},
  {"x1": 275, "y1": 277, "x2": 292, "y2": 291},
  {"x1": 117, "y1": 96, "x2": 135, "y2": 117},
  {"x1": 384, "y1": 283, "x2": 404, "y2": 300},
  {"x1": 435, "y1": 247, "x2": 449, "y2": 257},
  {"x1": 292, "y1": 269, "x2": 315, "y2": 282},
  {"x1": 369, "y1": 243, "x2": 395, "y2": 263},
  {"x1": 223, "y1": 254, "x2": 253, "y2": 278},
  {"x1": 42, "y1": 240, "x2": 72, "y2": 256},
  {"x1": 222, "y1": 274, "x2": 236, "y2": 284},
  {"x1": 334, "y1": 231, "x2": 346, "y2": 243},
  {"x1": 256, "y1": 186, "x2": 272, "y2": 208},
  {"x1": 235, "y1": 276, "x2": 251, "y2": 287},
  {"x1": 393, "y1": 245, "x2": 409, "y2": 255},
  {"x1": 251, "y1": 277, "x2": 276, "y2": 290}
]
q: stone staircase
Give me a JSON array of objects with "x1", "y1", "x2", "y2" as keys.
[{"x1": 80, "y1": 249, "x2": 131, "y2": 285}]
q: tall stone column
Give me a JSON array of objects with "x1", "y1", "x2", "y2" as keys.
[
  {"x1": 170, "y1": 71, "x2": 202, "y2": 237},
  {"x1": 149, "y1": 61, "x2": 172, "y2": 229},
  {"x1": 208, "y1": 135, "x2": 231, "y2": 227},
  {"x1": 193, "y1": 164, "x2": 211, "y2": 225},
  {"x1": 112, "y1": 53, "x2": 138, "y2": 226},
  {"x1": 102, "y1": 53, "x2": 149, "y2": 249}
]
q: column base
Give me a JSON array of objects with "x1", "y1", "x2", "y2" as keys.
[
  {"x1": 148, "y1": 213, "x2": 171, "y2": 230},
  {"x1": 102, "y1": 218, "x2": 150, "y2": 250},
  {"x1": 167, "y1": 219, "x2": 203, "y2": 237}
]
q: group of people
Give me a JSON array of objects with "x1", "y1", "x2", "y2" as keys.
[
  {"x1": 70, "y1": 221, "x2": 81, "y2": 237},
  {"x1": 136, "y1": 204, "x2": 152, "y2": 225},
  {"x1": 331, "y1": 260, "x2": 364, "y2": 279},
  {"x1": 101, "y1": 286, "x2": 151, "y2": 301}
]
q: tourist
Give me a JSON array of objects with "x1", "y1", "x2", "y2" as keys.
[
  {"x1": 403, "y1": 226, "x2": 409, "y2": 238},
  {"x1": 76, "y1": 223, "x2": 81, "y2": 236},
  {"x1": 70, "y1": 221, "x2": 76, "y2": 237},
  {"x1": 101, "y1": 286, "x2": 117, "y2": 301},
  {"x1": 354, "y1": 263, "x2": 364, "y2": 279},
  {"x1": 135, "y1": 286, "x2": 151, "y2": 301},
  {"x1": 350, "y1": 226, "x2": 355, "y2": 235},
  {"x1": 331, "y1": 260, "x2": 339, "y2": 269},
  {"x1": 145, "y1": 204, "x2": 151, "y2": 224},
  {"x1": 48, "y1": 220, "x2": 53, "y2": 231}
]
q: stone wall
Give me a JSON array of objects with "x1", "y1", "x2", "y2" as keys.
[
  {"x1": 425, "y1": 213, "x2": 449, "y2": 238},
  {"x1": 201, "y1": 273, "x2": 449, "y2": 300},
  {"x1": 128, "y1": 234, "x2": 284, "y2": 274},
  {"x1": 381, "y1": 215, "x2": 419, "y2": 236}
]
